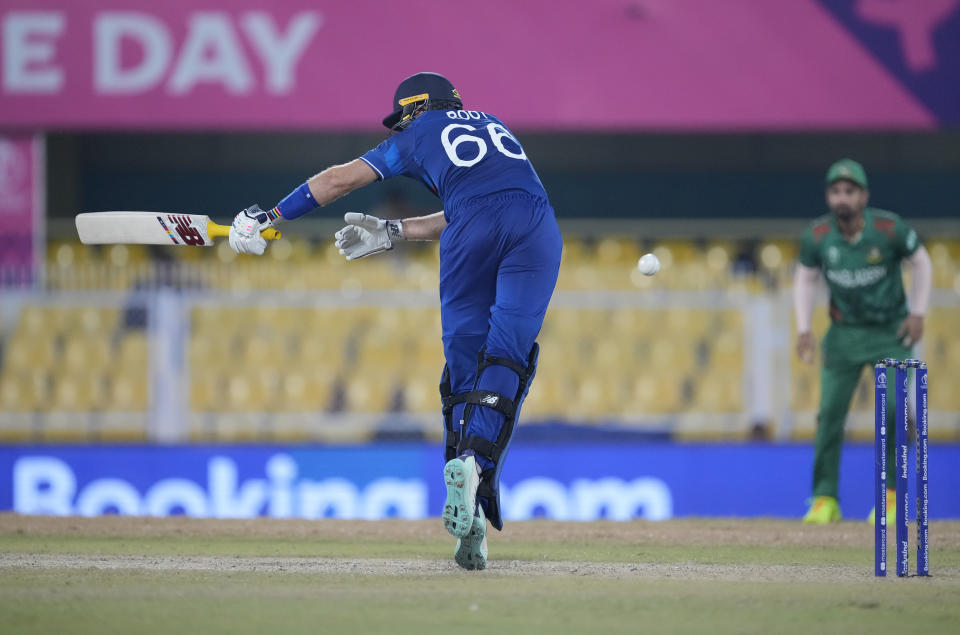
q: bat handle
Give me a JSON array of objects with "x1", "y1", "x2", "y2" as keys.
[{"x1": 207, "y1": 222, "x2": 281, "y2": 241}]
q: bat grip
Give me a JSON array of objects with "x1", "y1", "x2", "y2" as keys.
[{"x1": 207, "y1": 222, "x2": 281, "y2": 241}]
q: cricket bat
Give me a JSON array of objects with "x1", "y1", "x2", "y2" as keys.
[{"x1": 75, "y1": 211, "x2": 281, "y2": 246}]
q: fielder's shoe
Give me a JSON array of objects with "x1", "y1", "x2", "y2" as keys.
[
  {"x1": 802, "y1": 496, "x2": 842, "y2": 524},
  {"x1": 454, "y1": 504, "x2": 488, "y2": 571},
  {"x1": 866, "y1": 488, "x2": 897, "y2": 525},
  {"x1": 442, "y1": 454, "x2": 480, "y2": 539}
]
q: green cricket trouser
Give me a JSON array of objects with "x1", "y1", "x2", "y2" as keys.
[{"x1": 812, "y1": 321, "x2": 911, "y2": 499}]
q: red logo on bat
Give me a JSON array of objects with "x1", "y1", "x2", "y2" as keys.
[{"x1": 168, "y1": 215, "x2": 205, "y2": 246}]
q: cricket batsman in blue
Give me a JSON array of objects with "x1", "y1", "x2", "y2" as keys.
[{"x1": 229, "y1": 72, "x2": 563, "y2": 570}]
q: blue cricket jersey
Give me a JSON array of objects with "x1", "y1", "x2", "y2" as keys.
[{"x1": 360, "y1": 110, "x2": 548, "y2": 220}]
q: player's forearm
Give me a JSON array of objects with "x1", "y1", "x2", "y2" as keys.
[
  {"x1": 268, "y1": 160, "x2": 378, "y2": 222},
  {"x1": 306, "y1": 160, "x2": 377, "y2": 207},
  {"x1": 400, "y1": 212, "x2": 447, "y2": 240},
  {"x1": 793, "y1": 265, "x2": 820, "y2": 333},
  {"x1": 906, "y1": 245, "x2": 932, "y2": 317}
]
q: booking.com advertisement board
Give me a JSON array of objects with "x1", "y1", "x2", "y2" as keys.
[{"x1": 2, "y1": 444, "x2": 959, "y2": 520}]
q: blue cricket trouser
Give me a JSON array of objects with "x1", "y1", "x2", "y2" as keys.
[{"x1": 438, "y1": 192, "x2": 562, "y2": 491}]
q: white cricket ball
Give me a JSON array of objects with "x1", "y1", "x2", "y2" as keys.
[{"x1": 637, "y1": 253, "x2": 661, "y2": 276}]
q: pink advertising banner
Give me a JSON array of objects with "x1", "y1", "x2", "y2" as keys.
[
  {"x1": 0, "y1": 0, "x2": 945, "y2": 130},
  {"x1": 0, "y1": 134, "x2": 42, "y2": 279}
]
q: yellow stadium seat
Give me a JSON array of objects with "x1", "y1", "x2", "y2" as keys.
[
  {"x1": 191, "y1": 307, "x2": 225, "y2": 333},
  {"x1": 117, "y1": 332, "x2": 148, "y2": 371},
  {"x1": 562, "y1": 374, "x2": 613, "y2": 420},
  {"x1": 411, "y1": 337, "x2": 444, "y2": 370},
  {"x1": 65, "y1": 307, "x2": 120, "y2": 334},
  {"x1": 0, "y1": 372, "x2": 31, "y2": 412},
  {"x1": 402, "y1": 376, "x2": 439, "y2": 414},
  {"x1": 48, "y1": 241, "x2": 93, "y2": 267},
  {"x1": 710, "y1": 330, "x2": 743, "y2": 368},
  {"x1": 647, "y1": 336, "x2": 696, "y2": 373},
  {"x1": 756, "y1": 240, "x2": 797, "y2": 271},
  {"x1": 276, "y1": 371, "x2": 333, "y2": 412},
  {"x1": 62, "y1": 335, "x2": 111, "y2": 373},
  {"x1": 652, "y1": 239, "x2": 699, "y2": 265},
  {"x1": 926, "y1": 238, "x2": 960, "y2": 264},
  {"x1": 107, "y1": 372, "x2": 148, "y2": 411},
  {"x1": 294, "y1": 333, "x2": 345, "y2": 370},
  {"x1": 560, "y1": 238, "x2": 587, "y2": 264},
  {"x1": 50, "y1": 372, "x2": 107, "y2": 411},
  {"x1": 522, "y1": 374, "x2": 564, "y2": 419},
  {"x1": 190, "y1": 373, "x2": 222, "y2": 412},
  {"x1": 3, "y1": 336, "x2": 57, "y2": 372},
  {"x1": 661, "y1": 309, "x2": 709, "y2": 338},
  {"x1": 591, "y1": 337, "x2": 633, "y2": 367},
  {"x1": 223, "y1": 375, "x2": 268, "y2": 412},
  {"x1": 623, "y1": 373, "x2": 685, "y2": 415},
  {"x1": 18, "y1": 306, "x2": 55, "y2": 335},
  {"x1": 355, "y1": 335, "x2": 405, "y2": 368},
  {"x1": 704, "y1": 241, "x2": 735, "y2": 271},
  {"x1": 691, "y1": 369, "x2": 743, "y2": 412},
  {"x1": 243, "y1": 334, "x2": 282, "y2": 368},
  {"x1": 595, "y1": 237, "x2": 640, "y2": 266},
  {"x1": 346, "y1": 372, "x2": 399, "y2": 413}
]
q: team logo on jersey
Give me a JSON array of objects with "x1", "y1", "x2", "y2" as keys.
[
  {"x1": 826, "y1": 246, "x2": 840, "y2": 265},
  {"x1": 866, "y1": 246, "x2": 882, "y2": 263}
]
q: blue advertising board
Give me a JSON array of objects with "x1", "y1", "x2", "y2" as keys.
[{"x1": 1, "y1": 443, "x2": 958, "y2": 520}]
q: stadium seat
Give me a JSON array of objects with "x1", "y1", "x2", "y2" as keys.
[
  {"x1": 107, "y1": 371, "x2": 149, "y2": 411},
  {"x1": 691, "y1": 369, "x2": 743, "y2": 412},
  {"x1": 62, "y1": 334, "x2": 111, "y2": 373},
  {"x1": 0, "y1": 372, "x2": 31, "y2": 412},
  {"x1": 40, "y1": 372, "x2": 99, "y2": 416},
  {"x1": 8, "y1": 230, "x2": 958, "y2": 443}
]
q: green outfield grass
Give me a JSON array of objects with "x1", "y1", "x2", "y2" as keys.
[{"x1": 1, "y1": 516, "x2": 958, "y2": 635}]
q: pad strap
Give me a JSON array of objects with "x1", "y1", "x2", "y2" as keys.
[
  {"x1": 458, "y1": 389, "x2": 518, "y2": 464},
  {"x1": 440, "y1": 365, "x2": 467, "y2": 461},
  {"x1": 478, "y1": 354, "x2": 528, "y2": 378},
  {"x1": 453, "y1": 390, "x2": 516, "y2": 419},
  {"x1": 476, "y1": 469, "x2": 497, "y2": 500}
]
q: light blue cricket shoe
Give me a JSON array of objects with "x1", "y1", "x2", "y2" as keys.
[
  {"x1": 454, "y1": 504, "x2": 488, "y2": 571},
  {"x1": 442, "y1": 455, "x2": 480, "y2": 539}
]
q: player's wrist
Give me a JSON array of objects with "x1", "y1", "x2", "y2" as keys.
[
  {"x1": 386, "y1": 219, "x2": 405, "y2": 241},
  {"x1": 265, "y1": 207, "x2": 283, "y2": 225}
]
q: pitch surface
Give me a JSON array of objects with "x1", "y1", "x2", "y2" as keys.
[{"x1": 1, "y1": 515, "x2": 957, "y2": 634}]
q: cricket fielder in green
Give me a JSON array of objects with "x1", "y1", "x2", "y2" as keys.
[{"x1": 794, "y1": 159, "x2": 932, "y2": 524}]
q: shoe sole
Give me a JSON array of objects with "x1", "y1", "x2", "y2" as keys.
[
  {"x1": 442, "y1": 457, "x2": 478, "y2": 539},
  {"x1": 454, "y1": 508, "x2": 487, "y2": 571}
]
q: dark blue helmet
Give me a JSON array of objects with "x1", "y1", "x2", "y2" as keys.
[{"x1": 382, "y1": 72, "x2": 463, "y2": 131}]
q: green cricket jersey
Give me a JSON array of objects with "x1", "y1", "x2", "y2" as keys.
[{"x1": 799, "y1": 208, "x2": 920, "y2": 326}]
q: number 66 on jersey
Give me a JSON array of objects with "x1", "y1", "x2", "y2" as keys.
[{"x1": 75, "y1": 211, "x2": 280, "y2": 247}]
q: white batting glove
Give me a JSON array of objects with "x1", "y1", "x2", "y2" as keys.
[
  {"x1": 229, "y1": 205, "x2": 274, "y2": 256},
  {"x1": 334, "y1": 213, "x2": 404, "y2": 260}
]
